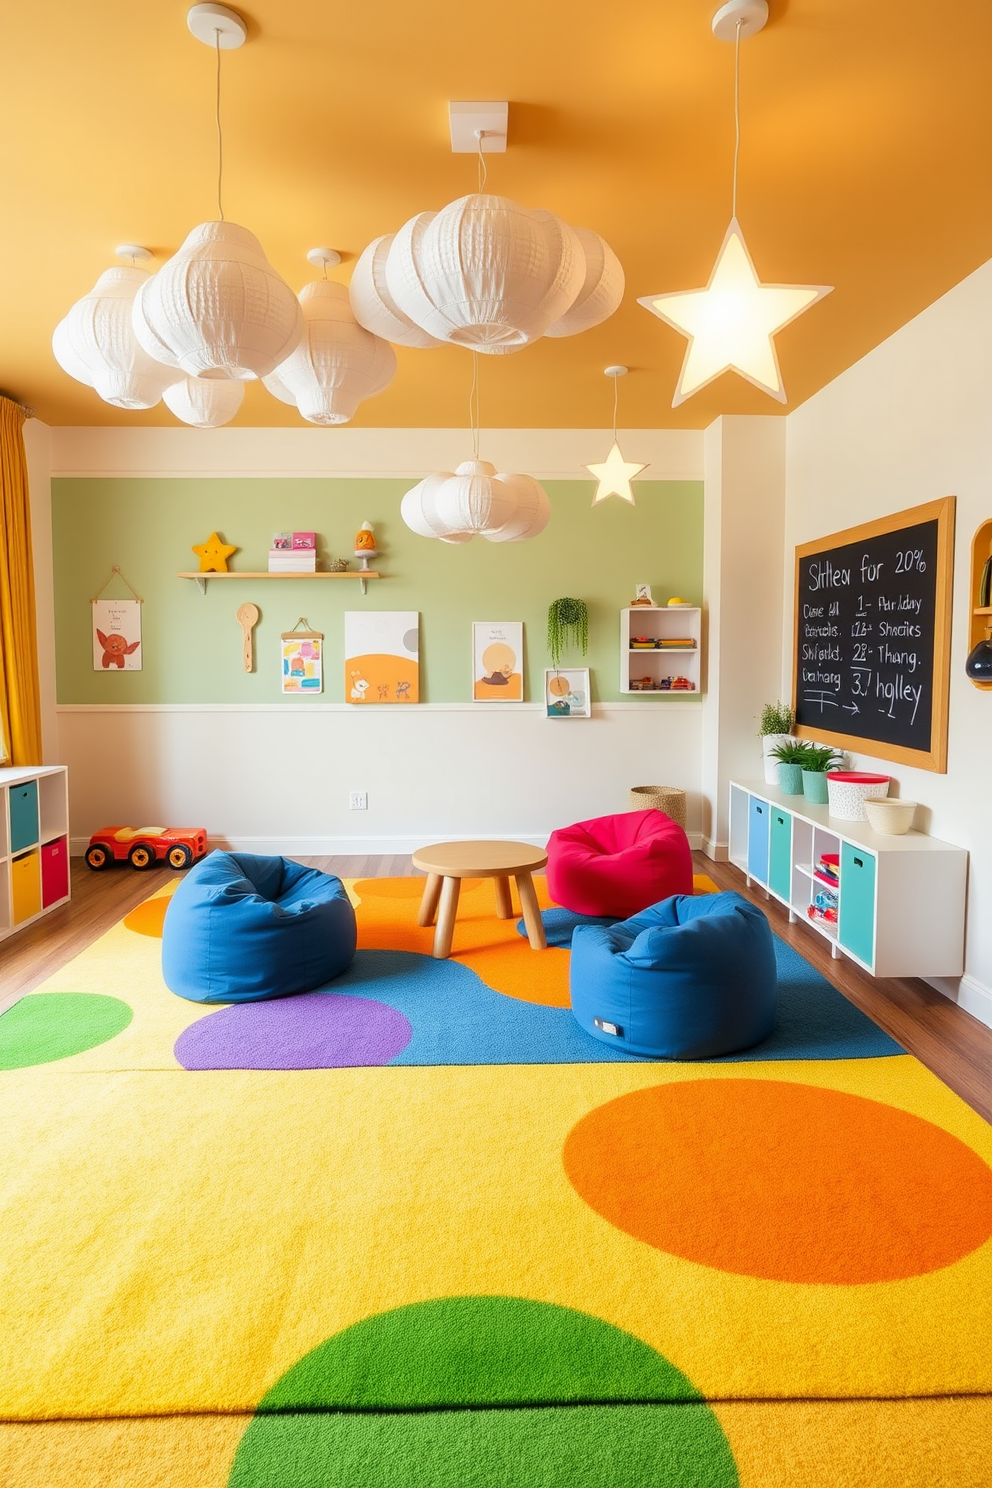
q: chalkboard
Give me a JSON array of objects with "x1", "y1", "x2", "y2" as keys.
[{"x1": 793, "y1": 497, "x2": 954, "y2": 773}]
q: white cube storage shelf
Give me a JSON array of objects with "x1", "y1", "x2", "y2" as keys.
[
  {"x1": 729, "y1": 780, "x2": 966, "y2": 979},
  {"x1": 620, "y1": 606, "x2": 701, "y2": 695},
  {"x1": 0, "y1": 766, "x2": 70, "y2": 940}
]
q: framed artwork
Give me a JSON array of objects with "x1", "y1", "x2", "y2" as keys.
[
  {"x1": 92, "y1": 598, "x2": 142, "y2": 671},
  {"x1": 544, "y1": 667, "x2": 591, "y2": 718},
  {"x1": 281, "y1": 623, "x2": 323, "y2": 694},
  {"x1": 345, "y1": 611, "x2": 419, "y2": 703},
  {"x1": 472, "y1": 621, "x2": 523, "y2": 701}
]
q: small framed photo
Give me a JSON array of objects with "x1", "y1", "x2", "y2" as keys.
[
  {"x1": 632, "y1": 584, "x2": 656, "y2": 606},
  {"x1": 473, "y1": 621, "x2": 523, "y2": 701},
  {"x1": 545, "y1": 667, "x2": 591, "y2": 719},
  {"x1": 292, "y1": 531, "x2": 317, "y2": 550},
  {"x1": 272, "y1": 532, "x2": 292, "y2": 551}
]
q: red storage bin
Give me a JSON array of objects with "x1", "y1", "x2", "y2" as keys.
[{"x1": 41, "y1": 836, "x2": 69, "y2": 907}]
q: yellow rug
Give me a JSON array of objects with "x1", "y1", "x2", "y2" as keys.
[{"x1": 0, "y1": 874, "x2": 990, "y2": 1487}]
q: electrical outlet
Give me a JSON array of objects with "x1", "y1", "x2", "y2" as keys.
[{"x1": 349, "y1": 791, "x2": 368, "y2": 811}]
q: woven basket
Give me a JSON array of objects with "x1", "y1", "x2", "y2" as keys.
[{"x1": 629, "y1": 785, "x2": 686, "y2": 830}]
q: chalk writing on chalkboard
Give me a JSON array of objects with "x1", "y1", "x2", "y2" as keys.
[{"x1": 792, "y1": 498, "x2": 954, "y2": 773}]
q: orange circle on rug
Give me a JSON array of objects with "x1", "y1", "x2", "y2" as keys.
[
  {"x1": 123, "y1": 898, "x2": 169, "y2": 937},
  {"x1": 563, "y1": 1079, "x2": 992, "y2": 1284}
]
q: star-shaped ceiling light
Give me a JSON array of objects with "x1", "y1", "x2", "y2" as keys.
[
  {"x1": 638, "y1": 219, "x2": 832, "y2": 407},
  {"x1": 585, "y1": 441, "x2": 648, "y2": 505},
  {"x1": 192, "y1": 531, "x2": 238, "y2": 574}
]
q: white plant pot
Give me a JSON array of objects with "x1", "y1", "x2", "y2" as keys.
[{"x1": 761, "y1": 734, "x2": 792, "y2": 785}]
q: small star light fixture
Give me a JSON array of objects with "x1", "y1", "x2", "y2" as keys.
[
  {"x1": 585, "y1": 367, "x2": 648, "y2": 505},
  {"x1": 638, "y1": 0, "x2": 832, "y2": 406}
]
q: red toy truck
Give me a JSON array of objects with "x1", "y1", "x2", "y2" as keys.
[{"x1": 84, "y1": 826, "x2": 208, "y2": 872}]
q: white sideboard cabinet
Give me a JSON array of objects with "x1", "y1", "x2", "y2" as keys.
[
  {"x1": 0, "y1": 765, "x2": 70, "y2": 942},
  {"x1": 729, "y1": 780, "x2": 966, "y2": 979}
]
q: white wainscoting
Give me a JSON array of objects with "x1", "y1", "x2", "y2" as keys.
[{"x1": 57, "y1": 702, "x2": 704, "y2": 856}]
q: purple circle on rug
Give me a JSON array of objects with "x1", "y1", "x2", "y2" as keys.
[{"x1": 174, "y1": 992, "x2": 412, "y2": 1070}]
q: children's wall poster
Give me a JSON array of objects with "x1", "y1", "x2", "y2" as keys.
[
  {"x1": 281, "y1": 620, "x2": 323, "y2": 695},
  {"x1": 345, "y1": 611, "x2": 419, "y2": 703},
  {"x1": 473, "y1": 622, "x2": 523, "y2": 701},
  {"x1": 92, "y1": 599, "x2": 142, "y2": 671},
  {"x1": 545, "y1": 667, "x2": 591, "y2": 718}
]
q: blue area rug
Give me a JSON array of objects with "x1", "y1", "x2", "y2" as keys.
[{"x1": 305, "y1": 933, "x2": 903, "y2": 1066}]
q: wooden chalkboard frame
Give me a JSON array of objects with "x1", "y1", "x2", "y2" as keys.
[{"x1": 792, "y1": 496, "x2": 955, "y2": 773}]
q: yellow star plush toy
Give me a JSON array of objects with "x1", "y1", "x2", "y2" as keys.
[{"x1": 192, "y1": 532, "x2": 237, "y2": 573}]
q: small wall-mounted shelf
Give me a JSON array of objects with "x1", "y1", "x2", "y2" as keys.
[
  {"x1": 968, "y1": 520, "x2": 992, "y2": 691},
  {"x1": 620, "y1": 606, "x2": 702, "y2": 695},
  {"x1": 177, "y1": 571, "x2": 382, "y2": 596}
]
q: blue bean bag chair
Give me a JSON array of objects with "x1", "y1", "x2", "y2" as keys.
[
  {"x1": 162, "y1": 851, "x2": 357, "y2": 1004},
  {"x1": 569, "y1": 890, "x2": 777, "y2": 1059}
]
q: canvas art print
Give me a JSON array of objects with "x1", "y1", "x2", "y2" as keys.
[
  {"x1": 545, "y1": 667, "x2": 591, "y2": 718},
  {"x1": 281, "y1": 631, "x2": 323, "y2": 694},
  {"x1": 92, "y1": 598, "x2": 141, "y2": 671},
  {"x1": 345, "y1": 611, "x2": 419, "y2": 703},
  {"x1": 473, "y1": 622, "x2": 523, "y2": 701}
]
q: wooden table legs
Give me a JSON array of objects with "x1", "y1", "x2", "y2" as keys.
[
  {"x1": 417, "y1": 869, "x2": 546, "y2": 958},
  {"x1": 515, "y1": 871, "x2": 547, "y2": 950}
]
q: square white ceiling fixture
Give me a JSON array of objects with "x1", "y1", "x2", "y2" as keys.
[{"x1": 449, "y1": 101, "x2": 508, "y2": 153}]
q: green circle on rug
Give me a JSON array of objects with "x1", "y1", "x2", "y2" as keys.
[
  {"x1": 228, "y1": 1297, "x2": 738, "y2": 1487},
  {"x1": 0, "y1": 993, "x2": 133, "y2": 1068}
]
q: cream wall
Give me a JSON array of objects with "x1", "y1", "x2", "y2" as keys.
[
  {"x1": 45, "y1": 426, "x2": 708, "y2": 852},
  {"x1": 785, "y1": 258, "x2": 992, "y2": 1027}
]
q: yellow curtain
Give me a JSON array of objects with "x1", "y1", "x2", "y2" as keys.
[{"x1": 0, "y1": 397, "x2": 42, "y2": 764}]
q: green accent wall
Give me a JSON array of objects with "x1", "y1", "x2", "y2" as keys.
[{"x1": 52, "y1": 478, "x2": 702, "y2": 704}]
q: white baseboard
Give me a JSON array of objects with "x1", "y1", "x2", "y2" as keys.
[
  {"x1": 701, "y1": 837, "x2": 729, "y2": 862},
  {"x1": 926, "y1": 973, "x2": 992, "y2": 1032},
  {"x1": 71, "y1": 830, "x2": 704, "y2": 857}
]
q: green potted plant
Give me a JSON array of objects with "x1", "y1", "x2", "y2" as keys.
[
  {"x1": 768, "y1": 740, "x2": 811, "y2": 795},
  {"x1": 800, "y1": 744, "x2": 845, "y2": 804},
  {"x1": 758, "y1": 700, "x2": 795, "y2": 785}
]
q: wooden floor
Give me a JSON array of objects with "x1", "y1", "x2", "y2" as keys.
[{"x1": 2, "y1": 852, "x2": 990, "y2": 1124}]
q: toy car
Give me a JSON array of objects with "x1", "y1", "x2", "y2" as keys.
[{"x1": 84, "y1": 826, "x2": 208, "y2": 872}]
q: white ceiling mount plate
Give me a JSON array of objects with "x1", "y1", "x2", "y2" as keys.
[
  {"x1": 115, "y1": 244, "x2": 153, "y2": 263},
  {"x1": 604, "y1": 365, "x2": 628, "y2": 378},
  {"x1": 711, "y1": 0, "x2": 768, "y2": 42},
  {"x1": 449, "y1": 101, "x2": 508, "y2": 154},
  {"x1": 307, "y1": 247, "x2": 342, "y2": 268},
  {"x1": 187, "y1": 4, "x2": 248, "y2": 48}
]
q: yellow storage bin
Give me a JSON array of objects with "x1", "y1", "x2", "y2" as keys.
[{"x1": 11, "y1": 850, "x2": 41, "y2": 925}]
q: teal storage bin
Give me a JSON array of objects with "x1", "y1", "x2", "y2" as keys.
[
  {"x1": 768, "y1": 808, "x2": 793, "y2": 901},
  {"x1": 839, "y1": 841, "x2": 876, "y2": 968},
  {"x1": 8, "y1": 780, "x2": 39, "y2": 855}
]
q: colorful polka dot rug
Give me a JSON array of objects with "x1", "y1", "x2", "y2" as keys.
[{"x1": 1, "y1": 874, "x2": 990, "y2": 1486}]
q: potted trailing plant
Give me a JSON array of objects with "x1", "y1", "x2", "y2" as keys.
[
  {"x1": 758, "y1": 700, "x2": 795, "y2": 785},
  {"x1": 800, "y1": 744, "x2": 845, "y2": 805},
  {"x1": 547, "y1": 597, "x2": 588, "y2": 668},
  {"x1": 768, "y1": 740, "x2": 811, "y2": 795}
]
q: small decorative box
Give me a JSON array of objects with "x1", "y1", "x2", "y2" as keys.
[
  {"x1": 292, "y1": 531, "x2": 317, "y2": 550},
  {"x1": 271, "y1": 532, "x2": 292, "y2": 551}
]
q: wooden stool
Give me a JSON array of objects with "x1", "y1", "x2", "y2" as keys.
[{"x1": 411, "y1": 840, "x2": 549, "y2": 960}]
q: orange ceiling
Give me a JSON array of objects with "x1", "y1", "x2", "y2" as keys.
[{"x1": 2, "y1": 0, "x2": 991, "y2": 429}]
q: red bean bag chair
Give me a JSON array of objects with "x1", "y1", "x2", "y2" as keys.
[{"x1": 546, "y1": 809, "x2": 693, "y2": 919}]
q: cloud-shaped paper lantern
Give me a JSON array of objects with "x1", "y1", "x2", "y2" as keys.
[
  {"x1": 132, "y1": 221, "x2": 303, "y2": 381},
  {"x1": 545, "y1": 226, "x2": 625, "y2": 338},
  {"x1": 349, "y1": 235, "x2": 447, "y2": 350},
  {"x1": 53, "y1": 267, "x2": 181, "y2": 410},
  {"x1": 163, "y1": 375, "x2": 245, "y2": 428},
  {"x1": 401, "y1": 460, "x2": 551, "y2": 544},
  {"x1": 262, "y1": 280, "x2": 396, "y2": 425},
  {"x1": 376, "y1": 195, "x2": 590, "y2": 354}
]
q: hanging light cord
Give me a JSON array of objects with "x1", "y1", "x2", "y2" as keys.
[
  {"x1": 732, "y1": 17, "x2": 742, "y2": 221},
  {"x1": 215, "y1": 29, "x2": 225, "y2": 221},
  {"x1": 475, "y1": 130, "x2": 488, "y2": 193},
  {"x1": 612, "y1": 374, "x2": 619, "y2": 444},
  {"x1": 469, "y1": 351, "x2": 481, "y2": 459}
]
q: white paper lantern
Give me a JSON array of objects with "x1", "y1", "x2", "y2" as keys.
[
  {"x1": 544, "y1": 226, "x2": 625, "y2": 338},
  {"x1": 401, "y1": 460, "x2": 551, "y2": 544},
  {"x1": 384, "y1": 195, "x2": 585, "y2": 353},
  {"x1": 350, "y1": 235, "x2": 446, "y2": 349},
  {"x1": 163, "y1": 376, "x2": 244, "y2": 428},
  {"x1": 262, "y1": 280, "x2": 396, "y2": 425},
  {"x1": 53, "y1": 267, "x2": 180, "y2": 410},
  {"x1": 262, "y1": 368, "x2": 297, "y2": 406},
  {"x1": 131, "y1": 220, "x2": 303, "y2": 381}
]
